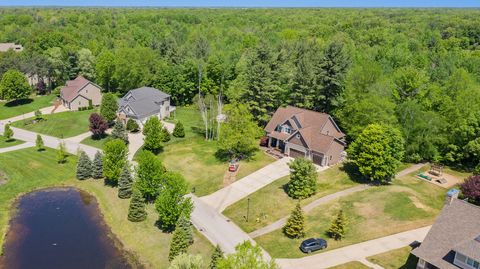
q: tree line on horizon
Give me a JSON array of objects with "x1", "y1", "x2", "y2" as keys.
[{"x1": 0, "y1": 8, "x2": 479, "y2": 171}]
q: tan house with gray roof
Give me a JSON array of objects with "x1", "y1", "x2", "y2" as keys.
[
  {"x1": 264, "y1": 106, "x2": 346, "y2": 166},
  {"x1": 59, "y1": 76, "x2": 102, "y2": 110},
  {"x1": 411, "y1": 189, "x2": 480, "y2": 269}
]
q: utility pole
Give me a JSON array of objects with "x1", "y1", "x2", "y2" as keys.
[{"x1": 246, "y1": 197, "x2": 250, "y2": 222}]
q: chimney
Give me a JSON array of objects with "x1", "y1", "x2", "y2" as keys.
[{"x1": 445, "y1": 189, "x2": 460, "y2": 205}]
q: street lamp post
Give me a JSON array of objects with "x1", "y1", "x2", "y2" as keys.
[{"x1": 246, "y1": 197, "x2": 250, "y2": 222}]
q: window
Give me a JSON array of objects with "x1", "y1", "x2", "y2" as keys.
[
  {"x1": 296, "y1": 134, "x2": 300, "y2": 139},
  {"x1": 456, "y1": 253, "x2": 480, "y2": 269},
  {"x1": 418, "y1": 259, "x2": 426, "y2": 268},
  {"x1": 457, "y1": 253, "x2": 467, "y2": 263},
  {"x1": 284, "y1": 126, "x2": 292, "y2": 134},
  {"x1": 329, "y1": 156, "x2": 332, "y2": 160}
]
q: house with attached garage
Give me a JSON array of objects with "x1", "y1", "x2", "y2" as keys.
[
  {"x1": 411, "y1": 189, "x2": 480, "y2": 269},
  {"x1": 117, "y1": 86, "x2": 175, "y2": 127},
  {"x1": 264, "y1": 106, "x2": 346, "y2": 166},
  {"x1": 59, "y1": 76, "x2": 102, "y2": 110}
]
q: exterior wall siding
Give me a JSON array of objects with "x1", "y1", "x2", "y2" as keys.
[
  {"x1": 78, "y1": 83, "x2": 102, "y2": 106},
  {"x1": 68, "y1": 96, "x2": 90, "y2": 111},
  {"x1": 326, "y1": 140, "x2": 345, "y2": 166}
]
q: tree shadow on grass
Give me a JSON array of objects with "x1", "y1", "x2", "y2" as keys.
[
  {"x1": 4, "y1": 98, "x2": 33, "y2": 107},
  {"x1": 399, "y1": 242, "x2": 420, "y2": 269},
  {"x1": 340, "y1": 162, "x2": 373, "y2": 185},
  {"x1": 154, "y1": 220, "x2": 175, "y2": 233}
]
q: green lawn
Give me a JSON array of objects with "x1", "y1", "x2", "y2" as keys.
[
  {"x1": 0, "y1": 148, "x2": 213, "y2": 267},
  {"x1": 367, "y1": 247, "x2": 418, "y2": 269},
  {"x1": 328, "y1": 262, "x2": 370, "y2": 269},
  {"x1": 12, "y1": 109, "x2": 95, "y2": 138},
  {"x1": 255, "y1": 169, "x2": 447, "y2": 258},
  {"x1": 0, "y1": 95, "x2": 55, "y2": 120},
  {"x1": 223, "y1": 165, "x2": 359, "y2": 232},
  {"x1": 81, "y1": 134, "x2": 112, "y2": 149},
  {"x1": 0, "y1": 138, "x2": 23, "y2": 149},
  {"x1": 159, "y1": 106, "x2": 275, "y2": 196}
]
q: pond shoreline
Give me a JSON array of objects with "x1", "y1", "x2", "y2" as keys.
[{"x1": 0, "y1": 186, "x2": 144, "y2": 269}]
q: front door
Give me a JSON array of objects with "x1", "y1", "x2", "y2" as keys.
[
  {"x1": 270, "y1": 138, "x2": 278, "y2": 148},
  {"x1": 279, "y1": 141, "x2": 286, "y2": 152}
]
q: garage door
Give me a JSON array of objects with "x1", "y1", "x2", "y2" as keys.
[
  {"x1": 312, "y1": 154, "x2": 324, "y2": 166},
  {"x1": 289, "y1": 149, "x2": 305, "y2": 158}
]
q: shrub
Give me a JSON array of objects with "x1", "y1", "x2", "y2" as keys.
[
  {"x1": 460, "y1": 175, "x2": 480, "y2": 204},
  {"x1": 57, "y1": 142, "x2": 68, "y2": 164},
  {"x1": 126, "y1": 118, "x2": 139, "y2": 132},
  {"x1": 3, "y1": 124, "x2": 13, "y2": 141},
  {"x1": 173, "y1": 121, "x2": 185, "y2": 138},
  {"x1": 36, "y1": 134, "x2": 44, "y2": 151},
  {"x1": 161, "y1": 126, "x2": 171, "y2": 142}
]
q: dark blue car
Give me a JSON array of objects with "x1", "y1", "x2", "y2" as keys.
[{"x1": 300, "y1": 238, "x2": 327, "y2": 253}]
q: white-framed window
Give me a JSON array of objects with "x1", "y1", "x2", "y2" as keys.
[
  {"x1": 455, "y1": 252, "x2": 480, "y2": 269},
  {"x1": 284, "y1": 126, "x2": 292, "y2": 134},
  {"x1": 418, "y1": 259, "x2": 426, "y2": 268},
  {"x1": 296, "y1": 134, "x2": 300, "y2": 139}
]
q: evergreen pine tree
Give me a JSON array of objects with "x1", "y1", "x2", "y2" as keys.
[
  {"x1": 209, "y1": 245, "x2": 224, "y2": 269},
  {"x1": 76, "y1": 151, "x2": 92, "y2": 180},
  {"x1": 111, "y1": 120, "x2": 129, "y2": 144},
  {"x1": 283, "y1": 202, "x2": 305, "y2": 238},
  {"x1": 3, "y1": 124, "x2": 13, "y2": 141},
  {"x1": 92, "y1": 151, "x2": 104, "y2": 179},
  {"x1": 168, "y1": 216, "x2": 194, "y2": 261},
  {"x1": 172, "y1": 121, "x2": 185, "y2": 138},
  {"x1": 128, "y1": 188, "x2": 147, "y2": 222},
  {"x1": 57, "y1": 142, "x2": 68, "y2": 164},
  {"x1": 36, "y1": 134, "x2": 44, "y2": 151},
  {"x1": 328, "y1": 210, "x2": 348, "y2": 241},
  {"x1": 118, "y1": 164, "x2": 133, "y2": 199},
  {"x1": 161, "y1": 126, "x2": 171, "y2": 142}
]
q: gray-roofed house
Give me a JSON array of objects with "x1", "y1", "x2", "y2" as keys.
[
  {"x1": 264, "y1": 106, "x2": 346, "y2": 166},
  {"x1": 411, "y1": 189, "x2": 480, "y2": 269},
  {"x1": 117, "y1": 87, "x2": 175, "y2": 127}
]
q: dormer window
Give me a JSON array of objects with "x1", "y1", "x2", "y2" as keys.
[{"x1": 284, "y1": 126, "x2": 292, "y2": 134}]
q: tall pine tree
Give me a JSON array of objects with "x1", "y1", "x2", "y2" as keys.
[
  {"x1": 288, "y1": 40, "x2": 315, "y2": 109},
  {"x1": 128, "y1": 188, "x2": 147, "y2": 222},
  {"x1": 283, "y1": 202, "x2": 305, "y2": 239},
  {"x1": 118, "y1": 164, "x2": 133, "y2": 199},
  {"x1": 92, "y1": 151, "x2": 103, "y2": 179},
  {"x1": 328, "y1": 210, "x2": 348, "y2": 241},
  {"x1": 209, "y1": 245, "x2": 224, "y2": 269},
  {"x1": 313, "y1": 40, "x2": 351, "y2": 113},
  {"x1": 76, "y1": 151, "x2": 92, "y2": 180},
  {"x1": 168, "y1": 216, "x2": 194, "y2": 261},
  {"x1": 111, "y1": 120, "x2": 129, "y2": 144}
]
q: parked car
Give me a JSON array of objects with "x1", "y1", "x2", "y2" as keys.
[
  {"x1": 228, "y1": 160, "x2": 239, "y2": 172},
  {"x1": 300, "y1": 238, "x2": 327, "y2": 253}
]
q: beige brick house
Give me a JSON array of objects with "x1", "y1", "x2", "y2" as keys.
[
  {"x1": 59, "y1": 76, "x2": 102, "y2": 110},
  {"x1": 264, "y1": 106, "x2": 346, "y2": 166}
]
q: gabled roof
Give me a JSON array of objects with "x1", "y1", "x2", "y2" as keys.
[
  {"x1": 60, "y1": 76, "x2": 95, "y2": 102},
  {"x1": 0, "y1": 43, "x2": 23, "y2": 52},
  {"x1": 118, "y1": 87, "x2": 170, "y2": 119},
  {"x1": 265, "y1": 106, "x2": 345, "y2": 154},
  {"x1": 411, "y1": 198, "x2": 480, "y2": 269}
]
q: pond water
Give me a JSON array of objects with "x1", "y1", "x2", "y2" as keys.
[{"x1": 0, "y1": 188, "x2": 136, "y2": 269}]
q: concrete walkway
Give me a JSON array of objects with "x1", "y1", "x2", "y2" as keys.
[
  {"x1": 190, "y1": 194, "x2": 271, "y2": 260},
  {"x1": 0, "y1": 105, "x2": 68, "y2": 124},
  {"x1": 396, "y1": 163, "x2": 428, "y2": 178},
  {"x1": 200, "y1": 157, "x2": 294, "y2": 211},
  {"x1": 0, "y1": 141, "x2": 35, "y2": 153},
  {"x1": 2, "y1": 126, "x2": 100, "y2": 158},
  {"x1": 276, "y1": 226, "x2": 430, "y2": 269},
  {"x1": 250, "y1": 184, "x2": 371, "y2": 238},
  {"x1": 127, "y1": 131, "x2": 144, "y2": 161},
  {"x1": 161, "y1": 121, "x2": 175, "y2": 133}
]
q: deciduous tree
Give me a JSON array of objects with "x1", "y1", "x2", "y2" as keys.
[
  {"x1": 0, "y1": 69, "x2": 31, "y2": 101},
  {"x1": 103, "y1": 139, "x2": 128, "y2": 184},
  {"x1": 100, "y1": 93, "x2": 118, "y2": 124},
  {"x1": 169, "y1": 254, "x2": 204, "y2": 269},
  {"x1": 3, "y1": 124, "x2": 13, "y2": 141},
  {"x1": 286, "y1": 158, "x2": 318, "y2": 199},
  {"x1": 135, "y1": 150, "x2": 165, "y2": 201},
  {"x1": 460, "y1": 175, "x2": 480, "y2": 204},
  {"x1": 126, "y1": 118, "x2": 139, "y2": 132},
  {"x1": 217, "y1": 241, "x2": 278, "y2": 269},
  {"x1": 89, "y1": 113, "x2": 108, "y2": 139},
  {"x1": 143, "y1": 116, "x2": 163, "y2": 153},
  {"x1": 57, "y1": 142, "x2": 67, "y2": 164},
  {"x1": 36, "y1": 134, "x2": 44, "y2": 151}
]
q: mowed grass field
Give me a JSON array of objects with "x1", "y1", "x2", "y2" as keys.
[
  {"x1": 367, "y1": 246, "x2": 418, "y2": 269},
  {"x1": 223, "y1": 165, "x2": 360, "y2": 232},
  {"x1": 0, "y1": 138, "x2": 23, "y2": 149},
  {"x1": 12, "y1": 109, "x2": 94, "y2": 138},
  {"x1": 0, "y1": 95, "x2": 55, "y2": 120},
  {"x1": 255, "y1": 169, "x2": 448, "y2": 258},
  {"x1": 81, "y1": 134, "x2": 112, "y2": 150},
  {"x1": 159, "y1": 106, "x2": 275, "y2": 196},
  {"x1": 0, "y1": 148, "x2": 213, "y2": 268}
]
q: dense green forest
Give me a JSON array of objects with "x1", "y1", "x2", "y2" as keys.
[{"x1": 1, "y1": 8, "x2": 480, "y2": 170}]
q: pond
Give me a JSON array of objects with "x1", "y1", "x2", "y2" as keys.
[{"x1": 0, "y1": 188, "x2": 137, "y2": 269}]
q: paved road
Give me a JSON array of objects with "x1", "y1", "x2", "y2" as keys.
[
  {"x1": 127, "y1": 131, "x2": 144, "y2": 161},
  {"x1": 189, "y1": 194, "x2": 271, "y2": 260},
  {"x1": 201, "y1": 157, "x2": 330, "y2": 212},
  {"x1": 276, "y1": 226, "x2": 431, "y2": 269},
  {"x1": 250, "y1": 184, "x2": 371, "y2": 238},
  {"x1": 1, "y1": 126, "x2": 100, "y2": 158},
  {"x1": 0, "y1": 141, "x2": 35, "y2": 154}
]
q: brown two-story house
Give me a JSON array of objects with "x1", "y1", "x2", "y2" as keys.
[{"x1": 264, "y1": 106, "x2": 346, "y2": 166}]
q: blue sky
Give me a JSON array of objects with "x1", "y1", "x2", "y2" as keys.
[{"x1": 2, "y1": 0, "x2": 480, "y2": 7}]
